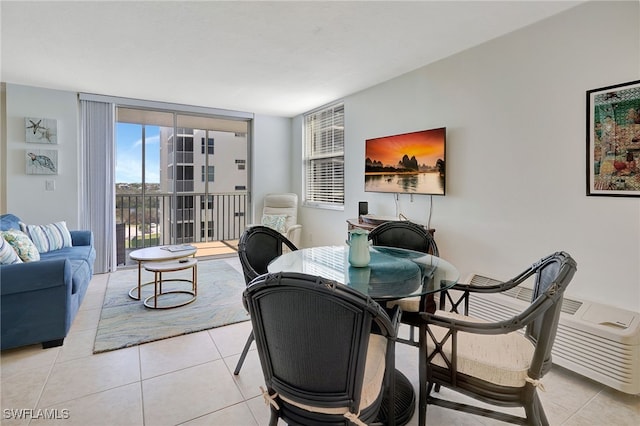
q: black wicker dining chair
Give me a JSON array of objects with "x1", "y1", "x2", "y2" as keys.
[
  {"x1": 368, "y1": 220, "x2": 439, "y2": 346},
  {"x1": 244, "y1": 272, "x2": 401, "y2": 426},
  {"x1": 233, "y1": 226, "x2": 298, "y2": 375},
  {"x1": 367, "y1": 221, "x2": 438, "y2": 257},
  {"x1": 417, "y1": 251, "x2": 577, "y2": 426}
]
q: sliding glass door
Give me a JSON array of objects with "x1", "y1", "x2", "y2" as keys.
[{"x1": 115, "y1": 108, "x2": 249, "y2": 264}]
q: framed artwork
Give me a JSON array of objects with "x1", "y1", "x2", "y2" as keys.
[
  {"x1": 586, "y1": 80, "x2": 640, "y2": 196},
  {"x1": 25, "y1": 117, "x2": 57, "y2": 144},
  {"x1": 26, "y1": 150, "x2": 58, "y2": 175}
]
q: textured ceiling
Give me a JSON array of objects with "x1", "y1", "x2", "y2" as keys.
[{"x1": 1, "y1": 1, "x2": 583, "y2": 117}]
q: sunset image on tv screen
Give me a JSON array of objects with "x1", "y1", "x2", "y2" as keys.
[{"x1": 365, "y1": 127, "x2": 445, "y2": 195}]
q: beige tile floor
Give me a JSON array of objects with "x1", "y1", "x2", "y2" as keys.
[{"x1": 1, "y1": 257, "x2": 639, "y2": 426}]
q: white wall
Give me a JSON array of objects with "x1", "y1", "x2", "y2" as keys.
[
  {"x1": 4, "y1": 84, "x2": 81, "y2": 228},
  {"x1": 249, "y1": 114, "x2": 293, "y2": 222},
  {"x1": 295, "y1": 1, "x2": 640, "y2": 311}
]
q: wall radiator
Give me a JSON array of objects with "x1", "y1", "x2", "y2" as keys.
[{"x1": 453, "y1": 274, "x2": 640, "y2": 395}]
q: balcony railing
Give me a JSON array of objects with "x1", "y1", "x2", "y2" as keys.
[{"x1": 115, "y1": 192, "x2": 248, "y2": 265}]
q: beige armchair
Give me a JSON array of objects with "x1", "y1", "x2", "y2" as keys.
[{"x1": 258, "y1": 193, "x2": 302, "y2": 247}]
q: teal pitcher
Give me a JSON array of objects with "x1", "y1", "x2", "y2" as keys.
[{"x1": 347, "y1": 228, "x2": 370, "y2": 267}]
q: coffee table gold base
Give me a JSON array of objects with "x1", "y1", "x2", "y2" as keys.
[
  {"x1": 142, "y1": 259, "x2": 198, "y2": 309},
  {"x1": 143, "y1": 281, "x2": 196, "y2": 309},
  {"x1": 128, "y1": 280, "x2": 154, "y2": 301}
]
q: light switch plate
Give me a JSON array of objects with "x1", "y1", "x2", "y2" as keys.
[{"x1": 45, "y1": 180, "x2": 55, "y2": 191}]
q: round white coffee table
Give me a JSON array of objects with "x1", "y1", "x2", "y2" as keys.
[{"x1": 128, "y1": 245, "x2": 197, "y2": 302}]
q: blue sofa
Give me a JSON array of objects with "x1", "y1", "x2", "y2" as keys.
[{"x1": 1, "y1": 214, "x2": 96, "y2": 350}]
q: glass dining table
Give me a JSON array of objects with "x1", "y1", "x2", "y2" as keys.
[
  {"x1": 268, "y1": 245, "x2": 459, "y2": 303},
  {"x1": 268, "y1": 244, "x2": 460, "y2": 426}
]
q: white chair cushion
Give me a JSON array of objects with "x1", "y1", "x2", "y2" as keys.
[
  {"x1": 279, "y1": 334, "x2": 387, "y2": 415},
  {"x1": 387, "y1": 296, "x2": 420, "y2": 312},
  {"x1": 386, "y1": 292, "x2": 441, "y2": 313},
  {"x1": 427, "y1": 311, "x2": 535, "y2": 388}
]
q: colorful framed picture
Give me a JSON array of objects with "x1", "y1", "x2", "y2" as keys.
[
  {"x1": 586, "y1": 80, "x2": 640, "y2": 196},
  {"x1": 26, "y1": 150, "x2": 58, "y2": 175},
  {"x1": 25, "y1": 117, "x2": 57, "y2": 144}
]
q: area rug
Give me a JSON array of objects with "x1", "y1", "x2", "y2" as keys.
[{"x1": 93, "y1": 259, "x2": 248, "y2": 353}]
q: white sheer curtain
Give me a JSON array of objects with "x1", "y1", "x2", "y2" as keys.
[{"x1": 79, "y1": 98, "x2": 116, "y2": 273}]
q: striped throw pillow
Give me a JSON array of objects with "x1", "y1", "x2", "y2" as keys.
[
  {"x1": 0, "y1": 236, "x2": 23, "y2": 265},
  {"x1": 20, "y1": 221, "x2": 73, "y2": 253}
]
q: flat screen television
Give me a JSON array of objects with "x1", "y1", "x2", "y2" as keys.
[{"x1": 365, "y1": 127, "x2": 446, "y2": 195}]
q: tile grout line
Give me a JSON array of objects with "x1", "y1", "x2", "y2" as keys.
[
  {"x1": 560, "y1": 386, "x2": 606, "y2": 425},
  {"x1": 30, "y1": 345, "x2": 62, "y2": 425}
]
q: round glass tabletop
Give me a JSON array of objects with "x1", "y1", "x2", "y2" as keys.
[{"x1": 268, "y1": 245, "x2": 459, "y2": 301}]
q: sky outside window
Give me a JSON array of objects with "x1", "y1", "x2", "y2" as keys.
[{"x1": 116, "y1": 123, "x2": 161, "y2": 184}]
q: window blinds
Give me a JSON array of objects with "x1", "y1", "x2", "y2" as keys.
[{"x1": 304, "y1": 103, "x2": 345, "y2": 207}]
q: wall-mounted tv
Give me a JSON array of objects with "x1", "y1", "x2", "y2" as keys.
[{"x1": 365, "y1": 127, "x2": 446, "y2": 195}]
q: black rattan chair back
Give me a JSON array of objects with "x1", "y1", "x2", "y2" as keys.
[
  {"x1": 233, "y1": 226, "x2": 298, "y2": 376},
  {"x1": 237, "y1": 226, "x2": 298, "y2": 285},
  {"x1": 368, "y1": 220, "x2": 440, "y2": 345},
  {"x1": 244, "y1": 272, "x2": 398, "y2": 425},
  {"x1": 368, "y1": 221, "x2": 438, "y2": 256},
  {"x1": 524, "y1": 252, "x2": 577, "y2": 373}
]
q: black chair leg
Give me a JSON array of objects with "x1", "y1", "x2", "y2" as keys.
[
  {"x1": 418, "y1": 324, "x2": 428, "y2": 426},
  {"x1": 526, "y1": 391, "x2": 548, "y2": 426},
  {"x1": 268, "y1": 408, "x2": 279, "y2": 426},
  {"x1": 233, "y1": 331, "x2": 254, "y2": 375},
  {"x1": 408, "y1": 325, "x2": 416, "y2": 344}
]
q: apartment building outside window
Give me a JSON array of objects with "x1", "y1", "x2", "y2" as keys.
[
  {"x1": 201, "y1": 137, "x2": 214, "y2": 155},
  {"x1": 303, "y1": 102, "x2": 345, "y2": 209},
  {"x1": 201, "y1": 165, "x2": 215, "y2": 182}
]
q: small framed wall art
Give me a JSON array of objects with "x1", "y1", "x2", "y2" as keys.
[
  {"x1": 25, "y1": 117, "x2": 57, "y2": 144},
  {"x1": 26, "y1": 150, "x2": 58, "y2": 175},
  {"x1": 586, "y1": 79, "x2": 640, "y2": 196}
]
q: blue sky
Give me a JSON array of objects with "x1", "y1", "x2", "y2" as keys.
[{"x1": 116, "y1": 123, "x2": 160, "y2": 183}]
